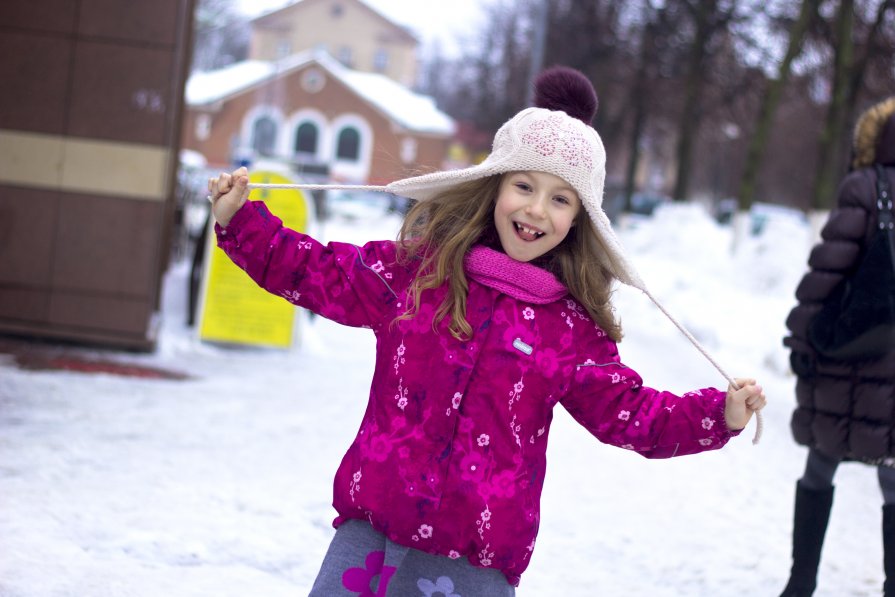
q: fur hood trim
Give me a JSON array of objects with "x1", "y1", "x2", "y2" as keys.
[{"x1": 852, "y1": 96, "x2": 895, "y2": 169}]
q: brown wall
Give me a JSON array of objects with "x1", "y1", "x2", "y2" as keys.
[{"x1": 0, "y1": 0, "x2": 196, "y2": 350}]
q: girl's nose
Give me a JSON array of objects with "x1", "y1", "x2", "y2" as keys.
[{"x1": 525, "y1": 195, "x2": 547, "y2": 218}]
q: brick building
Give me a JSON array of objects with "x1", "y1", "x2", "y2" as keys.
[{"x1": 182, "y1": 50, "x2": 455, "y2": 184}]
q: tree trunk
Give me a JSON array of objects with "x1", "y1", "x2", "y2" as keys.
[
  {"x1": 623, "y1": 4, "x2": 657, "y2": 213},
  {"x1": 736, "y1": 0, "x2": 818, "y2": 211},
  {"x1": 840, "y1": 0, "x2": 895, "y2": 160},
  {"x1": 671, "y1": 0, "x2": 714, "y2": 202},
  {"x1": 811, "y1": 0, "x2": 854, "y2": 211}
]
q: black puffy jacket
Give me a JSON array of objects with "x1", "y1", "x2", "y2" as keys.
[{"x1": 784, "y1": 99, "x2": 895, "y2": 464}]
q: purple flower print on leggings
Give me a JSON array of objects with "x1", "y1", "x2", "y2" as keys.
[
  {"x1": 341, "y1": 551, "x2": 396, "y2": 597},
  {"x1": 417, "y1": 575, "x2": 462, "y2": 597}
]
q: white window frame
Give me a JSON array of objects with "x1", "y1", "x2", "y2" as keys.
[
  {"x1": 240, "y1": 105, "x2": 285, "y2": 159},
  {"x1": 285, "y1": 109, "x2": 329, "y2": 161},
  {"x1": 329, "y1": 114, "x2": 372, "y2": 182}
]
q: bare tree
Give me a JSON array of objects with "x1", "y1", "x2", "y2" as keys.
[
  {"x1": 191, "y1": 0, "x2": 249, "y2": 72},
  {"x1": 622, "y1": 1, "x2": 664, "y2": 211},
  {"x1": 668, "y1": 0, "x2": 744, "y2": 202},
  {"x1": 544, "y1": 0, "x2": 631, "y2": 144},
  {"x1": 811, "y1": 0, "x2": 895, "y2": 209},
  {"x1": 418, "y1": 0, "x2": 895, "y2": 213},
  {"x1": 737, "y1": 0, "x2": 820, "y2": 211}
]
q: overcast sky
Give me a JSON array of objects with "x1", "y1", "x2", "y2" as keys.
[{"x1": 235, "y1": 0, "x2": 488, "y2": 55}]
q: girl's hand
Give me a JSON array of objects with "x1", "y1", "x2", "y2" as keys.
[
  {"x1": 724, "y1": 378, "x2": 766, "y2": 431},
  {"x1": 208, "y1": 167, "x2": 251, "y2": 227}
]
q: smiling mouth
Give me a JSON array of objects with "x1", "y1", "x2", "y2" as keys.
[{"x1": 514, "y1": 222, "x2": 545, "y2": 241}]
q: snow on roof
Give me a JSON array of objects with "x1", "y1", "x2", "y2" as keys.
[
  {"x1": 184, "y1": 51, "x2": 455, "y2": 136},
  {"x1": 321, "y1": 54, "x2": 453, "y2": 136},
  {"x1": 185, "y1": 61, "x2": 275, "y2": 106}
]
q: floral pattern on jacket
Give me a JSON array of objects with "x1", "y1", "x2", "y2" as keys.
[{"x1": 216, "y1": 200, "x2": 740, "y2": 586}]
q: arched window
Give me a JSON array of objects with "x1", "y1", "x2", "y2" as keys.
[
  {"x1": 336, "y1": 126, "x2": 360, "y2": 161},
  {"x1": 251, "y1": 116, "x2": 277, "y2": 156},
  {"x1": 294, "y1": 122, "x2": 318, "y2": 155}
]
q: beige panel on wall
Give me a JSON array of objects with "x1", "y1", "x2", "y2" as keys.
[
  {"x1": 0, "y1": 130, "x2": 170, "y2": 201},
  {"x1": 61, "y1": 138, "x2": 170, "y2": 201},
  {"x1": 0, "y1": 130, "x2": 64, "y2": 187}
]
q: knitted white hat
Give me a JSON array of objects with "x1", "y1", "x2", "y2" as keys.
[{"x1": 384, "y1": 104, "x2": 645, "y2": 291}]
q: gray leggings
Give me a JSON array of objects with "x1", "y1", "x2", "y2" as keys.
[
  {"x1": 801, "y1": 448, "x2": 895, "y2": 504},
  {"x1": 309, "y1": 519, "x2": 515, "y2": 597}
]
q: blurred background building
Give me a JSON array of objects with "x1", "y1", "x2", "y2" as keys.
[
  {"x1": 249, "y1": 0, "x2": 418, "y2": 86},
  {"x1": 182, "y1": 51, "x2": 454, "y2": 185},
  {"x1": 182, "y1": 0, "x2": 455, "y2": 183}
]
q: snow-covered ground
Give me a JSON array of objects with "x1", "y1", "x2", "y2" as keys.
[{"x1": 0, "y1": 201, "x2": 887, "y2": 596}]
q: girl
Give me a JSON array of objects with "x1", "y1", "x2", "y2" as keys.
[{"x1": 208, "y1": 66, "x2": 766, "y2": 596}]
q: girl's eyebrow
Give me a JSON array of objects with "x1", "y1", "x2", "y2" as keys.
[
  {"x1": 552, "y1": 185, "x2": 579, "y2": 199},
  {"x1": 518, "y1": 173, "x2": 574, "y2": 191},
  {"x1": 511, "y1": 172, "x2": 578, "y2": 198}
]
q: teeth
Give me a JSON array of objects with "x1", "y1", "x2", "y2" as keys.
[{"x1": 515, "y1": 223, "x2": 543, "y2": 237}]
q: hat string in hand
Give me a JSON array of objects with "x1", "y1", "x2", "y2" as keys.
[{"x1": 230, "y1": 67, "x2": 764, "y2": 445}]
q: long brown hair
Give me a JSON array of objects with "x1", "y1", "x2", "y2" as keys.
[{"x1": 396, "y1": 174, "x2": 623, "y2": 342}]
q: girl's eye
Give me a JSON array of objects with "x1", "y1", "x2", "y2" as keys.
[
  {"x1": 554, "y1": 195, "x2": 570, "y2": 205},
  {"x1": 514, "y1": 182, "x2": 532, "y2": 192}
]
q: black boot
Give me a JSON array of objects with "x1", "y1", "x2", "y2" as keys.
[
  {"x1": 779, "y1": 481, "x2": 834, "y2": 597},
  {"x1": 884, "y1": 505, "x2": 895, "y2": 597}
]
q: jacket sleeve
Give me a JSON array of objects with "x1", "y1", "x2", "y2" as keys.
[
  {"x1": 785, "y1": 170, "x2": 874, "y2": 350},
  {"x1": 214, "y1": 200, "x2": 407, "y2": 330},
  {"x1": 560, "y1": 334, "x2": 740, "y2": 459}
]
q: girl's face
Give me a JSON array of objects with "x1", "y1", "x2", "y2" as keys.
[{"x1": 493, "y1": 171, "x2": 581, "y2": 262}]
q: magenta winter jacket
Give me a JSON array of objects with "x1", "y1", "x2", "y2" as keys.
[{"x1": 216, "y1": 201, "x2": 740, "y2": 586}]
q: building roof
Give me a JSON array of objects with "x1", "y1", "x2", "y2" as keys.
[{"x1": 185, "y1": 51, "x2": 454, "y2": 136}]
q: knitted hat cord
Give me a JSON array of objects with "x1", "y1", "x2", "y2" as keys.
[{"x1": 223, "y1": 66, "x2": 763, "y2": 445}]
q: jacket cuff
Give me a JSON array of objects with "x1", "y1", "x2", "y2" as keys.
[
  {"x1": 214, "y1": 200, "x2": 255, "y2": 238},
  {"x1": 714, "y1": 390, "x2": 743, "y2": 439}
]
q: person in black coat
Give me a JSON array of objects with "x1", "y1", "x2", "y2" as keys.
[{"x1": 781, "y1": 96, "x2": 895, "y2": 597}]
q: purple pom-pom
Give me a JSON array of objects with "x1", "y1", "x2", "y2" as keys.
[{"x1": 533, "y1": 66, "x2": 598, "y2": 124}]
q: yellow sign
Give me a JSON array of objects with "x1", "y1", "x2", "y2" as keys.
[{"x1": 198, "y1": 171, "x2": 309, "y2": 348}]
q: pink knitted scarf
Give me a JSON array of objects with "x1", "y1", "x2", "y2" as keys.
[{"x1": 464, "y1": 245, "x2": 567, "y2": 304}]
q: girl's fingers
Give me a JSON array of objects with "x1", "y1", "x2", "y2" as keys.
[
  {"x1": 208, "y1": 169, "x2": 244, "y2": 195},
  {"x1": 733, "y1": 377, "x2": 756, "y2": 390},
  {"x1": 219, "y1": 173, "x2": 232, "y2": 193},
  {"x1": 746, "y1": 394, "x2": 766, "y2": 410}
]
